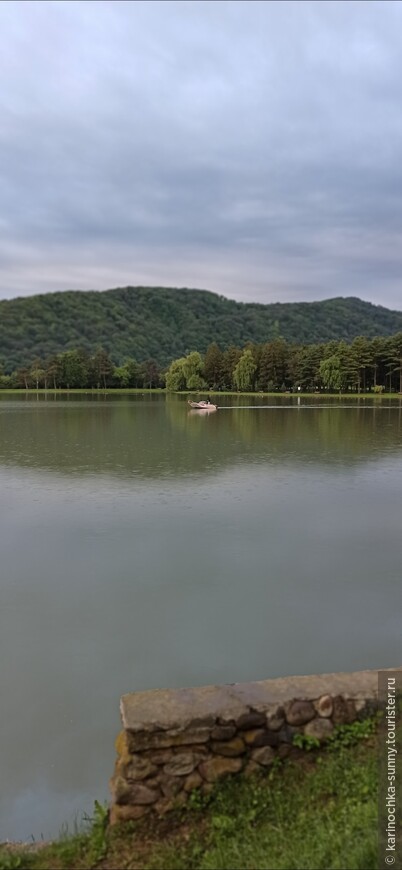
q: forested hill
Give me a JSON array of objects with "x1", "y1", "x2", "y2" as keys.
[{"x1": 1, "y1": 285, "x2": 402, "y2": 372}]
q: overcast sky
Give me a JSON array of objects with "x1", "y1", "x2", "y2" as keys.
[{"x1": 1, "y1": 0, "x2": 402, "y2": 308}]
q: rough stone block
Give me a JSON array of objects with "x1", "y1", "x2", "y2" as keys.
[
  {"x1": 266, "y1": 705, "x2": 286, "y2": 731},
  {"x1": 159, "y1": 775, "x2": 185, "y2": 798},
  {"x1": 124, "y1": 756, "x2": 157, "y2": 782},
  {"x1": 126, "y1": 783, "x2": 160, "y2": 805},
  {"x1": 332, "y1": 696, "x2": 356, "y2": 725},
  {"x1": 210, "y1": 724, "x2": 237, "y2": 741},
  {"x1": 243, "y1": 728, "x2": 278, "y2": 748},
  {"x1": 128, "y1": 727, "x2": 210, "y2": 752},
  {"x1": 285, "y1": 700, "x2": 316, "y2": 726},
  {"x1": 121, "y1": 669, "x2": 386, "y2": 738},
  {"x1": 304, "y1": 717, "x2": 334, "y2": 741},
  {"x1": 277, "y1": 724, "x2": 299, "y2": 744},
  {"x1": 199, "y1": 756, "x2": 243, "y2": 782},
  {"x1": 163, "y1": 752, "x2": 198, "y2": 776},
  {"x1": 142, "y1": 749, "x2": 173, "y2": 765},
  {"x1": 251, "y1": 746, "x2": 276, "y2": 766},
  {"x1": 110, "y1": 803, "x2": 150, "y2": 825},
  {"x1": 210, "y1": 736, "x2": 246, "y2": 757},
  {"x1": 236, "y1": 711, "x2": 267, "y2": 730},
  {"x1": 121, "y1": 685, "x2": 247, "y2": 733},
  {"x1": 314, "y1": 695, "x2": 333, "y2": 718}
]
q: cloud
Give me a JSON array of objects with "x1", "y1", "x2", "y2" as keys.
[{"x1": 1, "y1": 0, "x2": 402, "y2": 308}]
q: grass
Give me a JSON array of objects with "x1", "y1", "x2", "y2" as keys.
[
  {"x1": 0, "y1": 728, "x2": 378, "y2": 870},
  {"x1": 0, "y1": 387, "x2": 401, "y2": 399},
  {"x1": 0, "y1": 388, "x2": 166, "y2": 395}
]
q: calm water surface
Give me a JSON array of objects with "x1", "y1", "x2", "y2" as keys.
[{"x1": 1, "y1": 394, "x2": 402, "y2": 839}]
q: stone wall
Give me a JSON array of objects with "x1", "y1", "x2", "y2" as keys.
[{"x1": 110, "y1": 668, "x2": 382, "y2": 824}]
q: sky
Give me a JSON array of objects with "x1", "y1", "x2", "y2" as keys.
[{"x1": 1, "y1": 0, "x2": 402, "y2": 308}]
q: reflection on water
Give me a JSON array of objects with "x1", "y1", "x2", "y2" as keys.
[
  {"x1": 1, "y1": 395, "x2": 402, "y2": 839},
  {"x1": 1, "y1": 393, "x2": 402, "y2": 477}
]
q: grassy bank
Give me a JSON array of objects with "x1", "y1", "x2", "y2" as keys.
[
  {"x1": 0, "y1": 388, "x2": 166, "y2": 395},
  {"x1": 0, "y1": 727, "x2": 378, "y2": 870}
]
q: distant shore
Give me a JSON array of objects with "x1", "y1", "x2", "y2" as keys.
[{"x1": 1, "y1": 388, "x2": 401, "y2": 399}]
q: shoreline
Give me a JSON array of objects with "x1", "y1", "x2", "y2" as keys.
[{"x1": 0, "y1": 388, "x2": 401, "y2": 399}]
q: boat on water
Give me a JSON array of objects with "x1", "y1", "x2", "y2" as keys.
[{"x1": 188, "y1": 400, "x2": 217, "y2": 411}]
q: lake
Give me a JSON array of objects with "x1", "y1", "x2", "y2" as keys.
[{"x1": 1, "y1": 393, "x2": 402, "y2": 840}]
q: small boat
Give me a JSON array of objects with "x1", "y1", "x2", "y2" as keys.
[{"x1": 188, "y1": 400, "x2": 217, "y2": 411}]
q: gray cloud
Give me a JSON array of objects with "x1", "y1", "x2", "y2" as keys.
[{"x1": 1, "y1": 0, "x2": 402, "y2": 307}]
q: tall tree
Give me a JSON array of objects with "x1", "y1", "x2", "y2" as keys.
[
  {"x1": 58, "y1": 350, "x2": 88, "y2": 389},
  {"x1": 233, "y1": 349, "x2": 257, "y2": 392},
  {"x1": 182, "y1": 351, "x2": 206, "y2": 390},
  {"x1": 388, "y1": 332, "x2": 402, "y2": 393},
  {"x1": 350, "y1": 336, "x2": 372, "y2": 393},
  {"x1": 337, "y1": 341, "x2": 359, "y2": 391},
  {"x1": 221, "y1": 347, "x2": 242, "y2": 390},
  {"x1": 258, "y1": 339, "x2": 288, "y2": 391},
  {"x1": 16, "y1": 366, "x2": 31, "y2": 390},
  {"x1": 382, "y1": 337, "x2": 398, "y2": 392},
  {"x1": 368, "y1": 337, "x2": 387, "y2": 390},
  {"x1": 165, "y1": 357, "x2": 187, "y2": 391},
  {"x1": 204, "y1": 343, "x2": 224, "y2": 389},
  {"x1": 319, "y1": 355, "x2": 342, "y2": 392},
  {"x1": 30, "y1": 358, "x2": 45, "y2": 390},
  {"x1": 91, "y1": 347, "x2": 113, "y2": 389},
  {"x1": 141, "y1": 359, "x2": 161, "y2": 389},
  {"x1": 113, "y1": 364, "x2": 132, "y2": 388},
  {"x1": 44, "y1": 355, "x2": 61, "y2": 389},
  {"x1": 299, "y1": 344, "x2": 323, "y2": 391}
]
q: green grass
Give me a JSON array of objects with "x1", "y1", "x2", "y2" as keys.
[
  {"x1": 0, "y1": 387, "x2": 401, "y2": 399},
  {"x1": 0, "y1": 735, "x2": 378, "y2": 870},
  {"x1": 145, "y1": 741, "x2": 377, "y2": 870},
  {"x1": 0, "y1": 388, "x2": 166, "y2": 395},
  {"x1": 0, "y1": 802, "x2": 109, "y2": 870}
]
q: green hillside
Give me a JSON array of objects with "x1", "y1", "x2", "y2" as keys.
[{"x1": 1, "y1": 285, "x2": 402, "y2": 372}]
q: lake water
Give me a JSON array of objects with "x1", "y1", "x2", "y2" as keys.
[{"x1": 1, "y1": 393, "x2": 402, "y2": 840}]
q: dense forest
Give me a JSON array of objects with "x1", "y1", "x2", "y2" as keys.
[
  {"x1": 1, "y1": 285, "x2": 402, "y2": 373},
  {"x1": 3, "y1": 333, "x2": 402, "y2": 393}
]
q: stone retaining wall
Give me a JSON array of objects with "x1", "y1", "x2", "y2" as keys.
[{"x1": 110, "y1": 668, "x2": 383, "y2": 824}]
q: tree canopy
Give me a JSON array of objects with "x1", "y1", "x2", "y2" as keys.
[{"x1": 4, "y1": 332, "x2": 402, "y2": 394}]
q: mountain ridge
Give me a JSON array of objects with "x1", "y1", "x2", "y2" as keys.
[{"x1": 1, "y1": 285, "x2": 402, "y2": 372}]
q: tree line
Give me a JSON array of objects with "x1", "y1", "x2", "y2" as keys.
[
  {"x1": 165, "y1": 334, "x2": 402, "y2": 393},
  {"x1": 0, "y1": 348, "x2": 163, "y2": 390},
  {"x1": 3, "y1": 332, "x2": 402, "y2": 392}
]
